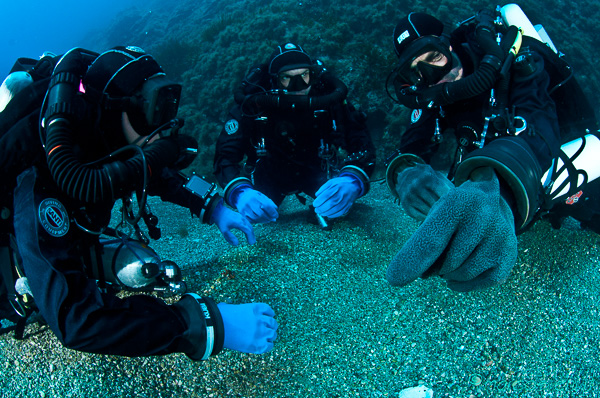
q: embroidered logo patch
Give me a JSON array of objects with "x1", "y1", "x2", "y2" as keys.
[
  {"x1": 224, "y1": 119, "x2": 239, "y2": 135},
  {"x1": 411, "y1": 109, "x2": 422, "y2": 123},
  {"x1": 396, "y1": 30, "x2": 410, "y2": 45},
  {"x1": 38, "y1": 198, "x2": 70, "y2": 237}
]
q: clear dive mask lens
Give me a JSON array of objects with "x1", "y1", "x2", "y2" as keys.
[
  {"x1": 140, "y1": 76, "x2": 181, "y2": 128},
  {"x1": 132, "y1": 75, "x2": 182, "y2": 132}
]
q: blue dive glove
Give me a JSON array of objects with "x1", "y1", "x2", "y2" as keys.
[
  {"x1": 230, "y1": 185, "x2": 279, "y2": 223},
  {"x1": 217, "y1": 302, "x2": 278, "y2": 354},
  {"x1": 313, "y1": 175, "x2": 363, "y2": 218},
  {"x1": 210, "y1": 200, "x2": 256, "y2": 246}
]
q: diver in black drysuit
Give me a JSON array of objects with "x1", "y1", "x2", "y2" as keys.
[
  {"x1": 385, "y1": 10, "x2": 599, "y2": 291},
  {"x1": 213, "y1": 43, "x2": 376, "y2": 225},
  {"x1": 0, "y1": 47, "x2": 277, "y2": 359}
]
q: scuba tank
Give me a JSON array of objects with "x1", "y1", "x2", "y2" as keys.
[
  {"x1": 0, "y1": 71, "x2": 33, "y2": 112},
  {"x1": 500, "y1": 4, "x2": 545, "y2": 43},
  {"x1": 501, "y1": 4, "x2": 600, "y2": 206},
  {"x1": 542, "y1": 133, "x2": 600, "y2": 203},
  {"x1": 92, "y1": 237, "x2": 186, "y2": 294},
  {"x1": 500, "y1": 3, "x2": 596, "y2": 138},
  {"x1": 500, "y1": 4, "x2": 557, "y2": 53}
]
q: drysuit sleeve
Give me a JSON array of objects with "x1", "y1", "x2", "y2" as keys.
[
  {"x1": 455, "y1": 52, "x2": 561, "y2": 229},
  {"x1": 146, "y1": 167, "x2": 220, "y2": 224}
]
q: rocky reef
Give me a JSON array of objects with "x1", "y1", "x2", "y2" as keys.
[{"x1": 85, "y1": 0, "x2": 600, "y2": 178}]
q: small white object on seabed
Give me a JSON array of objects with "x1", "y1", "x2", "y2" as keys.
[{"x1": 398, "y1": 385, "x2": 434, "y2": 398}]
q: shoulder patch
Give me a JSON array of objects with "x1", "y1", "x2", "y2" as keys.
[
  {"x1": 224, "y1": 119, "x2": 239, "y2": 135},
  {"x1": 38, "y1": 198, "x2": 70, "y2": 237},
  {"x1": 411, "y1": 109, "x2": 422, "y2": 124}
]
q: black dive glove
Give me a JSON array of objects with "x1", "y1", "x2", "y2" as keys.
[
  {"x1": 387, "y1": 167, "x2": 517, "y2": 291},
  {"x1": 395, "y1": 163, "x2": 453, "y2": 221}
]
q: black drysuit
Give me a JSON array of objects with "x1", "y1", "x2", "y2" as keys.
[
  {"x1": 398, "y1": 25, "x2": 600, "y2": 231},
  {"x1": 214, "y1": 70, "x2": 376, "y2": 205},
  {"x1": 1, "y1": 98, "x2": 220, "y2": 358}
]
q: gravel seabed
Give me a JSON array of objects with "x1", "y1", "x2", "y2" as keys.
[{"x1": 1, "y1": 181, "x2": 600, "y2": 397}]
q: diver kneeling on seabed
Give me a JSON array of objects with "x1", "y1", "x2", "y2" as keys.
[
  {"x1": 213, "y1": 42, "x2": 376, "y2": 230},
  {"x1": 0, "y1": 46, "x2": 277, "y2": 359},
  {"x1": 384, "y1": 4, "x2": 600, "y2": 291}
]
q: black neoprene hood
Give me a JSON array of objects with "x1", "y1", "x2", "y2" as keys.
[{"x1": 268, "y1": 43, "x2": 313, "y2": 75}]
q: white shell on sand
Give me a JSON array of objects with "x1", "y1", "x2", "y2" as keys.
[{"x1": 398, "y1": 386, "x2": 434, "y2": 398}]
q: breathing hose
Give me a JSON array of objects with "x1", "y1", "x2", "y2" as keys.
[{"x1": 42, "y1": 48, "x2": 179, "y2": 204}]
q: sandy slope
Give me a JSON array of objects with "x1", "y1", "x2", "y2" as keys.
[{"x1": 1, "y1": 182, "x2": 599, "y2": 397}]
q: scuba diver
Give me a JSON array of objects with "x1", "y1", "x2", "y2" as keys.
[
  {"x1": 213, "y1": 42, "x2": 376, "y2": 228},
  {"x1": 384, "y1": 5, "x2": 600, "y2": 291},
  {"x1": 0, "y1": 46, "x2": 277, "y2": 359}
]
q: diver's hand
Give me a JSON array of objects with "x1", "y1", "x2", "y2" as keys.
[
  {"x1": 314, "y1": 175, "x2": 362, "y2": 218},
  {"x1": 395, "y1": 163, "x2": 453, "y2": 221},
  {"x1": 217, "y1": 302, "x2": 278, "y2": 354},
  {"x1": 229, "y1": 186, "x2": 278, "y2": 223},
  {"x1": 210, "y1": 200, "x2": 256, "y2": 246},
  {"x1": 397, "y1": 83, "x2": 450, "y2": 109},
  {"x1": 387, "y1": 168, "x2": 517, "y2": 291}
]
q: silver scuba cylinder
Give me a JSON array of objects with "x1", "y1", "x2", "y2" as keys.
[
  {"x1": 95, "y1": 238, "x2": 186, "y2": 294},
  {"x1": 0, "y1": 71, "x2": 33, "y2": 112},
  {"x1": 500, "y1": 3, "x2": 557, "y2": 53},
  {"x1": 542, "y1": 133, "x2": 600, "y2": 203}
]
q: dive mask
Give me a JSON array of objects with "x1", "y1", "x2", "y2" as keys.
[
  {"x1": 394, "y1": 36, "x2": 454, "y2": 87},
  {"x1": 130, "y1": 75, "x2": 182, "y2": 131},
  {"x1": 85, "y1": 51, "x2": 182, "y2": 134},
  {"x1": 279, "y1": 69, "x2": 312, "y2": 92}
]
